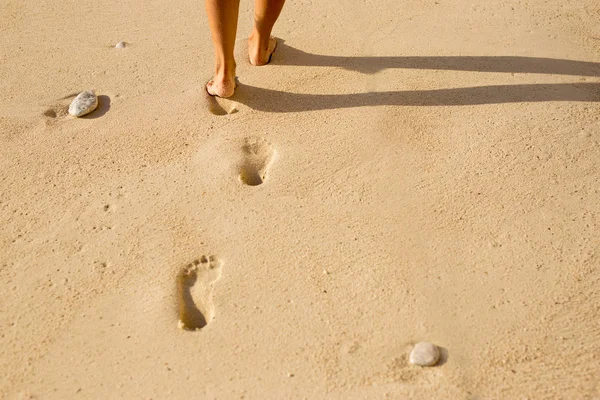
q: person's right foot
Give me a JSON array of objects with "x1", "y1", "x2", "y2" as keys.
[{"x1": 248, "y1": 34, "x2": 277, "y2": 66}]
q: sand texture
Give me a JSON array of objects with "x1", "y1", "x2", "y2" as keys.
[{"x1": 1, "y1": 0, "x2": 600, "y2": 398}]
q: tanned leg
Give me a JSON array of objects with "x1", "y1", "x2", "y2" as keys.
[
  {"x1": 249, "y1": 0, "x2": 286, "y2": 66},
  {"x1": 205, "y1": 0, "x2": 240, "y2": 98}
]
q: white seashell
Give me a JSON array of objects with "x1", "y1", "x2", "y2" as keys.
[
  {"x1": 68, "y1": 90, "x2": 98, "y2": 117},
  {"x1": 115, "y1": 41, "x2": 126, "y2": 49}
]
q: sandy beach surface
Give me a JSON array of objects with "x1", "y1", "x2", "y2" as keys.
[{"x1": 1, "y1": 0, "x2": 600, "y2": 398}]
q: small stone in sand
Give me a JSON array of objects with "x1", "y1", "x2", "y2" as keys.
[
  {"x1": 68, "y1": 90, "x2": 98, "y2": 117},
  {"x1": 409, "y1": 342, "x2": 440, "y2": 366},
  {"x1": 115, "y1": 41, "x2": 126, "y2": 48}
]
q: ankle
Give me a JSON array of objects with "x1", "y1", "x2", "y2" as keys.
[{"x1": 214, "y1": 61, "x2": 236, "y2": 81}]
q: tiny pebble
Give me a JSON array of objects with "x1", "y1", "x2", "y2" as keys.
[
  {"x1": 115, "y1": 41, "x2": 126, "y2": 48},
  {"x1": 409, "y1": 342, "x2": 440, "y2": 366},
  {"x1": 68, "y1": 90, "x2": 98, "y2": 117}
]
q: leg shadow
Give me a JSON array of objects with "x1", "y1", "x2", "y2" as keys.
[
  {"x1": 275, "y1": 42, "x2": 600, "y2": 77},
  {"x1": 234, "y1": 82, "x2": 600, "y2": 113}
]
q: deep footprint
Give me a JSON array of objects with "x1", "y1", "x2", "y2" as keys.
[
  {"x1": 204, "y1": 87, "x2": 239, "y2": 116},
  {"x1": 177, "y1": 255, "x2": 223, "y2": 331},
  {"x1": 42, "y1": 105, "x2": 68, "y2": 119},
  {"x1": 239, "y1": 138, "x2": 277, "y2": 186}
]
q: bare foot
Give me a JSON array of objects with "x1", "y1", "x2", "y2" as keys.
[
  {"x1": 248, "y1": 35, "x2": 277, "y2": 66},
  {"x1": 206, "y1": 76, "x2": 236, "y2": 98}
]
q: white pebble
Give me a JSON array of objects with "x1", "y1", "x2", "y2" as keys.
[
  {"x1": 68, "y1": 90, "x2": 98, "y2": 117},
  {"x1": 409, "y1": 342, "x2": 440, "y2": 366},
  {"x1": 115, "y1": 41, "x2": 126, "y2": 48}
]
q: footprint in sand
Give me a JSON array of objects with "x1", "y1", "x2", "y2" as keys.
[
  {"x1": 177, "y1": 255, "x2": 223, "y2": 331},
  {"x1": 42, "y1": 102, "x2": 70, "y2": 120},
  {"x1": 205, "y1": 94, "x2": 239, "y2": 116},
  {"x1": 239, "y1": 138, "x2": 277, "y2": 186},
  {"x1": 43, "y1": 107, "x2": 66, "y2": 119},
  {"x1": 204, "y1": 79, "x2": 240, "y2": 116}
]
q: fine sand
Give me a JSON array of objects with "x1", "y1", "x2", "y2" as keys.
[{"x1": 1, "y1": 0, "x2": 600, "y2": 398}]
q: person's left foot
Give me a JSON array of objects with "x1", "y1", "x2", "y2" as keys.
[
  {"x1": 206, "y1": 76, "x2": 236, "y2": 98},
  {"x1": 206, "y1": 62, "x2": 237, "y2": 98},
  {"x1": 248, "y1": 35, "x2": 277, "y2": 66}
]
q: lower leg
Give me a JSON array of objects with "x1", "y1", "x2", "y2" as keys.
[
  {"x1": 205, "y1": 0, "x2": 240, "y2": 97},
  {"x1": 249, "y1": 0, "x2": 286, "y2": 65}
]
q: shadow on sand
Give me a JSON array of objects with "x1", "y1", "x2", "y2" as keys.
[
  {"x1": 225, "y1": 42, "x2": 600, "y2": 114},
  {"x1": 82, "y1": 95, "x2": 111, "y2": 119},
  {"x1": 274, "y1": 41, "x2": 600, "y2": 76}
]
